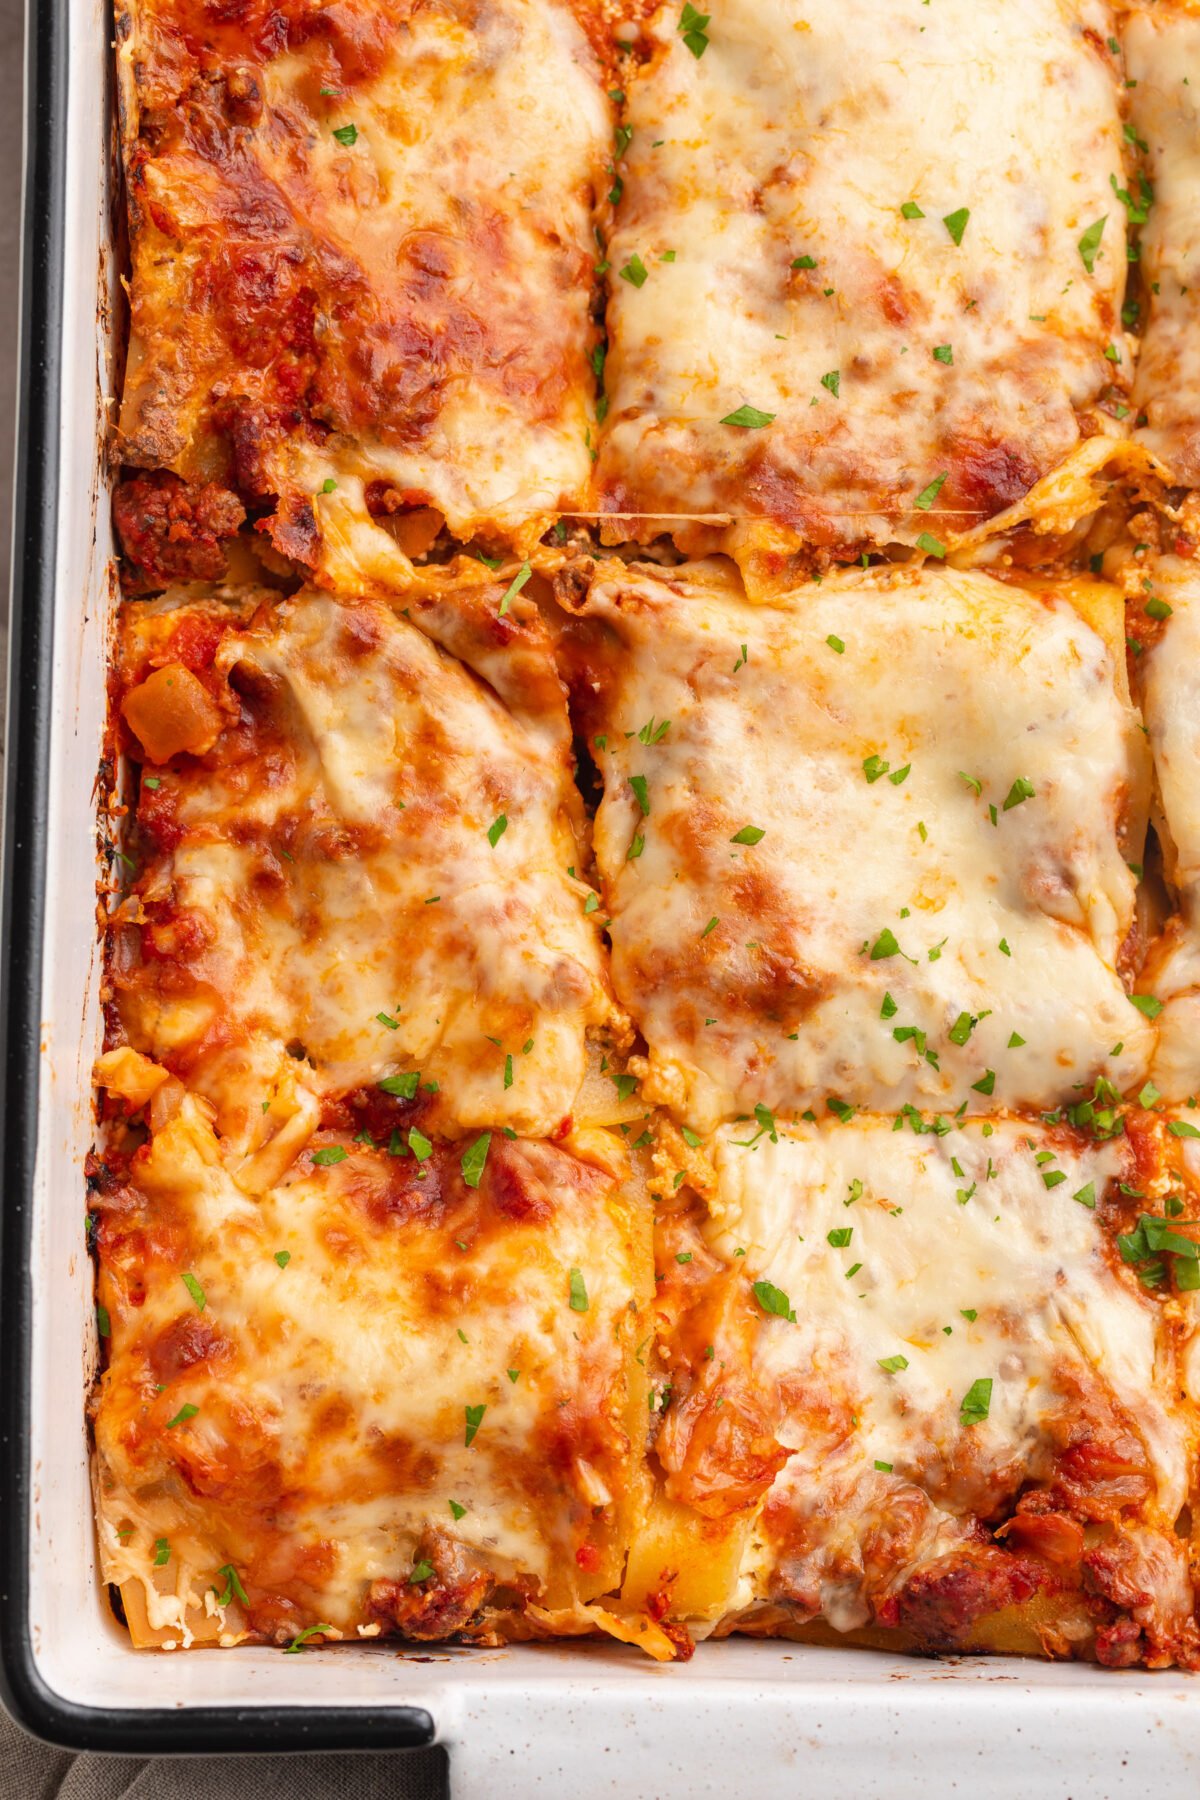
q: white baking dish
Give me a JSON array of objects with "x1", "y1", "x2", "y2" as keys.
[{"x1": 3, "y1": 0, "x2": 1200, "y2": 1788}]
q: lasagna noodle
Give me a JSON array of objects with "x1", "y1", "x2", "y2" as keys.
[
  {"x1": 1125, "y1": 3, "x2": 1200, "y2": 485},
  {"x1": 561, "y1": 559, "x2": 1152, "y2": 1129},
  {"x1": 597, "y1": 0, "x2": 1129, "y2": 575},
  {"x1": 635, "y1": 1115, "x2": 1200, "y2": 1668},
  {"x1": 92, "y1": 1092, "x2": 654, "y2": 1649},
  {"x1": 110, "y1": 578, "x2": 620, "y2": 1147},
  {"x1": 114, "y1": 0, "x2": 612, "y2": 587}
]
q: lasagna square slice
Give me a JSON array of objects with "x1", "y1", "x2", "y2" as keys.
[
  {"x1": 1125, "y1": 4, "x2": 1200, "y2": 485},
  {"x1": 1131, "y1": 555, "x2": 1200, "y2": 1099},
  {"x1": 559, "y1": 559, "x2": 1151, "y2": 1128},
  {"x1": 91, "y1": 1090, "x2": 655, "y2": 1651},
  {"x1": 113, "y1": 0, "x2": 611, "y2": 590},
  {"x1": 109, "y1": 575, "x2": 621, "y2": 1154},
  {"x1": 598, "y1": 0, "x2": 1128, "y2": 576},
  {"x1": 631, "y1": 1113, "x2": 1200, "y2": 1668}
]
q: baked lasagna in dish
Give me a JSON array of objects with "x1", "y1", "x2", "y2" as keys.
[{"x1": 92, "y1": 0, "x2": 1200, "y2": 1669}]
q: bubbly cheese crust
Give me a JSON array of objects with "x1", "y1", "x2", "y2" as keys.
[
  {"x1": 642, "y1": 1115, "x2": 1200, "y2": 1665},
  {"x1": 597, "y1": 0, "x2": 1128, "y2": 566},
  {"x1": 1126, "y1": 5, "x2": 1200, "y2": 484},
  {"x1": 563, "y1": 560, "x2": 1150, "y2": 1128},
  {"x1": 110, "y1": 580, "x2": 619, "y2": 1145},
  {"x1": 92, "y1": 1094, "x2": 652, "y2": 1648},
  {"x1": 115, "y1": 0, "x2": 611, "y2": 579}
]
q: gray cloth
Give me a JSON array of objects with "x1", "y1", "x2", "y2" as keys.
[{"x1": 0, "y1": 1706, "x2": 449, "y2": 1799}]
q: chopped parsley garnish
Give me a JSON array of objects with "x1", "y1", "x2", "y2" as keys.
[
  {"x1": 620, "y1": 253, "x2": 649, "y2": 288},
  {"x1": 154, "y1": 1538, "x2": 171, "y2": 1566},
  {"x1": 863, "y1": 754, "x2": 891, "y2": 784},
  {"x1": 1073, "y1": 1181, "x2": 1096, "y2": 1210},
  {"x1": 877, "y1": 1354, "x2": 909, "y2": 1374},
  {"x1": 1130, "y1": 994, "x2": 1164, "y2": 1020},
  {"x1": 914, "y1": 472, "x2": 948, "y2": 511},
  {"x1": 331, "y1": 123, "x2": 358, "y2": 147},
  {"x1": 464, "y1": 1403, "x2": 487, "y2": 1446},
  {"x1": 900, "y1": 201, "x2": 925, "y2": 220},
  {"x1": 274, "y1": 1250, "x2": 290, "y2": 1268},
  {"x1": 678, "y1": 2, "x2": 709, "y2": 56},
  {"x1": 96, "y1": 1304, "x2": 110, "y2": 1338},
  {"x1": 721, "y1": 404, "x2": 776, "y2": 429},
  {"x1": 915, "y1": 531, "x2": 945, "y2": 558},
  {"x1": 753, "y1": 1279, "x2": 796, "y2": 1322},
  {"x1": 870, "y1": 928, "x2": 900, "y2": 961},
  {"x1": 972, "y1": 1070, "x2": 996, "y2": 1096},
  {"x1": 285, "y1": 1624, "x2": 336, "y2": 1653},
  {"x1": 730, "y1": 824, "x2": 765, "y2": 846},
  {"x1": 461, "y1": 1133, "x2": 491, "y2": 1189},
  {"x1": 820, "y1": 370, "x2": 840, "y2": 398},
  {"x1": 320, "y1": 478, "x2": 337, "y2": 494},
  {"x1": 487, "y1": 814, "x2": 508, "y2": 847},
  {"x1": 379, "y1": 1071, "x2": 420, "y2": 1099},
  {"x1": 311, "y1": 1145, "x2": 347, "y2": 1166},
  {"x1": 376, "y1": 1011, "x2": 400, "y2": 1030},
  {"x1": 180, "y1": 1272, "x2": 205, "y2": 1312},
  {"x1": 410, "y1": 1560, "x2": 435, "y2": 1584},
  {"x1": 569, "y1": 1267, "x2": 589, "y2": 1312},
  {"x1": 881, "y1": 992, "x2": 898, "y2": 1019},
  {"x1": 1077, "y1": 216, "x2": 1107, "y2": 274},
  {"x1": 630, "y1": 774, "x2": 651, "y2": 816},
  {"x1": 942, "y1": 207, "x2": 970, "y2": 245},
  {"x1": 792, "y1": 254, "x2": 817, "y2": 270},
  {"x1": 213, "y1": 1565, "x2": 249, "y2": 1607},
  {"x1": 449, "y1": 1500, "x2": 468, "y2": 1520},
  {"x1": 959, "y1": 1377, "x2": 992, "y2": 1426},
  {"x1": 827, "y1": 1227, "x2": 853, "y2": 1248},
  {"x1": 701, "y1": 916, "x2": 719, "y2": 938},
  {"x1": 498, "y1": 561, "x2": 532, "y2": 617},
  {"x1": 826, "y1": 634, "x2": 845, "y2": 654},
  {"x1": 1168, "y1": 1120, "x2": 1200, "y2": 1139},
  {"x1": 932, "y1": 344, "x2": 953, "y2": 364},
  {"x1": 1002, "y1": 777, "x2": 1034, "y2": 811},
  {"x1": 409, "y1": 1127, "x2": 433, "y2": 1162}
]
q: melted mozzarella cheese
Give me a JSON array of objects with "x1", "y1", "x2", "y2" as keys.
[
  {"x1": 116, "y1": 0, "x2": 609, "y2": 578},
  {"x1": 577, "y1": 560, "x2": 1150, "y2": 1127},
  {"x1": 116, "y1": 583, "x2": 618, "y2": 1143},
  {"x1": 675, "y1": 1118, "x2": 1194, "y2": 1639},
  {"x1": 598, "y1": 0, "x2": 1127, "y2": 564},
  {"x1": 93, "y1": 1096, "x2": 651, "y2": 1643},
  {"x1": 1126, "y1": 6, "x2": 1200, "y2": 484}
]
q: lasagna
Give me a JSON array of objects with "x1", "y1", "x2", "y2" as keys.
[
  {"x1": 596, "y1": 0, "x2": 1131, "y2": 580},
  {"x1": 94, "y1": 0, "x2": 1200, "y2": 1669},
  {"x1": 1125, "y1": 3, "x2": 1200, "y2": 485},
  {"x1": 113, "y1": 0, "x2": 613, "y2": 590},
  {"x1": 557, "y1": 559, "x2": 1152, "y2": 1128}
]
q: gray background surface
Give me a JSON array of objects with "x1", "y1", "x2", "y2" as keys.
[{"x1": 0, "y1": 2, "x2": 447, "y2": 1790}]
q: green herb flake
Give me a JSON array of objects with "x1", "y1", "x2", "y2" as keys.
[
  {"x1": 721, "y1": 404, "x2": 776, "y2": 429},
  {"x1": 487, "y1": 814, "x2": 509, "y2": 847},
  {"x1": 464, "y1": 1403, "x2": 487, "y2": 1447},
  {"x1": 331, "y1": 123, "x2": 358, "y2": 147},
  {"x1": 914, "y1": 472, "x2": 948, "y2": 511},
  {"x1": 311, "y1": 1145, "x2": 348, "y2": 1166},
  {"x1": 461, "y1": 1132, "x2": 492, "y2": 1189},
  {"x1": 730, "y1": 824, "x2": 765, "y2": 846},
  {"x1": 877, "y1": 1354, "x2": 909, "y2": 1374},
  {"x1": 959, "y1": 1377, "x2": 992, "y2": 1426},
  {"x1": 942, "y1": 207, "x2": 970, "y2": 245},
  {"x1": 181, "y1": 1272, "x2": 206, "y2": 1312},
  {"x1": 1077, "y1": 215, "x2": 1107, "y2": 274},
  {"x1": 498, "y1": 561, "x2": 532, "y2": 617},
  {"x1": 752, "y1": 1279, "x2": 796, "y2": 1322},
  {"x1": 915, "y1": 531, "x2": 946, "y2": 559}
]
